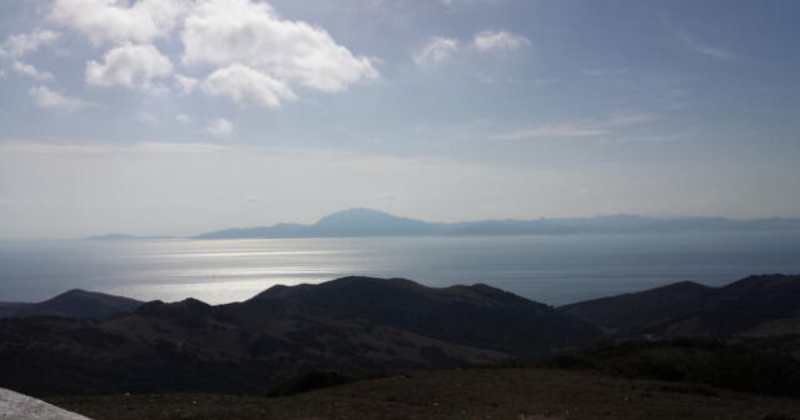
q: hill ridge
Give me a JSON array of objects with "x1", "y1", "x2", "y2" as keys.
[{"x1": 190, "y1": 208, "x2": 800, "y2": 240}]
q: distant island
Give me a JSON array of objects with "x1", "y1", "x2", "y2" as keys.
[
  {"x1": 191, "y1": 208, "x2": 800, "y2": 240},
  {"x1": 85, "y1": 208, "x2": 800, "y2": 240}
]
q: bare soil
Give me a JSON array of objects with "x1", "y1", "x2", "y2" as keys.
[{"x1": 49, "y1": 368, "x2": 800, "y2": 420}]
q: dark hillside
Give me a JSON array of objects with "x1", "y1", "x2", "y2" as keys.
[
  {"x1": 560, "y1": 274, "x2": 800, "y2": 337},
  {"x1": 4, "y1": 289, "x2": 143, "y2": 320}
]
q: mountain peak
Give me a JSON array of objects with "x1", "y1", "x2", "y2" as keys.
[
  {"x1": 311, "y1": 208, "x2": 433, "y2": 237},
  {"x1": 59, "y1": 288, "x2": 92, "y2": 297},
  {"x1": 315, "y1": 208, "x2": 401, "y2": 224},
  {"x1": 8, "y1": 289, "x2": 144, "y2": 320},
  {"x1": 649, "y1": 280, "x2": 712, "y2": 294},
  {"x1": 721, "y1": 274, "x2": 800, "y2": 295}
]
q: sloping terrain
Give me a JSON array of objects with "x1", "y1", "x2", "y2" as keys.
[
  {"x1": 243, "y1": 276, "x2": 597, "y2": 355},
  {"x1": 0, "y1": 302, "x2": 31, "y2": 318},
  {"x1": 560, "y1": 274, "x2": 800, "y2": 337},
  {"x1": 49, "y1": 368, "x2": 800, "y2": 420},
  {"x1": 0, "y1": 277, "x2": 597, "y2": 397},
  {"x1": 4, "y1": 274, "x2": 800, "y2": 400},
  {"x1": 0, "y1": 289, "x2": 143, "y2": 320}
]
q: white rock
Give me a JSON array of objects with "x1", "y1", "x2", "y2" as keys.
[{"x1": 0, "y1": 388, "x2": 94, "y2": 420}]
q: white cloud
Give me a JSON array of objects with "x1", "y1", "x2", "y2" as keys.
[
  {"x1": 181, "y1": 0, "x2": 378, "y2": 92},
  {"x1": 2, "y1": 30, "x2": 60, "y2": 58},
  {"x1": 413, "y1": 37, "x2": 459, "y2": 66},
  {"x1": 29, "y1": 86, "x2": 88, "y2": 111},
  {"x1": 492, "y1": 112, "x2": 661, "y2": 141},
  {"x1": 493, "y1": 124, "x2": 608, "y2": 141},
  {"x1": 202, "y1": 63, "x2": 296, "y2": 108},
  {"x1": 440, "y1": 0, "x2": 499, "y2": 9},
  {"x1": 206, "y1": 117, "x2": 233, "y2": 136},
  {"x1": 176, "y1": 114, "x2": 191, "y2": 124},
  {"x1": 174, "y1": 74, "x2": 199, "y2": 95},
  {"x1": 608, "y1": 112, "x2": 661, "y2": 127},
  {"x1": 13, "y1": 62, "x2": 54, "y2": 81},
  {"x1": 681, "y1": 35, "x2": 737, "y2": 61},
  {"x1": 85, "y1": 44, "x2": 173, "y2": 92},
  {"x1": 49, "y1": 0, "x2": 187, "y2": 46},
  {"x1": 136, "y1": 112, "x2": 158, "y2": 125},
  {"x1": 413, "y1": 30, "x2": 528, "y2": 66},
  {"x1": 473, "y1": 30, "x2": 530, "y2": 52}
]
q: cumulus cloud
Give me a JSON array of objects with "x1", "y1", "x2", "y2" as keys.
[
  {"x1": 13, "y1": 62, "x2": 54, "y2": 81},
  {"x1": 35, "y1": 0, "x2": 378, "y2": 108},
  {"x1": 473, "y1": 30, "x2": 530, "y2": 52},
  {"x1": 181, "y1": 0, "x2": 378, "y2": 93},
  {"x1": 413, "y1": 37, "x2": 459, "y2": 66},
  {"x1": 176, "y1": 114, "x2": 191, "y2": 124},
  {"x1": 85, "y1": 44, "x2": 173, "y2": 92},
  {"x1": 2, "y1": 30, "x2": 60, "y2": 58},
  {"x1": 174, "y1": 74, "x2": 199, "y2": 95},
  {"x1": 413, "y1": 30, "x2": 528, "y2": 66},
  {"x1": 202, "y1": 63, "x2": 296, "y2": 108},
  {"x1": 206, "y1": 117, "x2": 233, "y2": 136},
  {"x1": 49, "y1": 0, "x2": 187, "y2": 46},
  {"x1": 29, "y1": 86, "x2": 88, "y2": 111}
]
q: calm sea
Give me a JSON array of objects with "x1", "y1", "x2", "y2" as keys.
[{"x1": 2, "y1": 232, "x2": 800, "y2": 306}]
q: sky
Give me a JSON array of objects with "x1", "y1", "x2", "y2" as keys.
[{"x1": 1, "y1": 0, "x2": 800, "y2": 239}]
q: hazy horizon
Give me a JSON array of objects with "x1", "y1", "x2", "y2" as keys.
[
  {"x1": 2, "y1": 0, "x2": 800, "y2": 239},
  {"x1": 9, "y1": 207, "x2": 800, "y2": 241}
]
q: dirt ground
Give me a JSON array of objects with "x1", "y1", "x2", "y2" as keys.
[{"x1": 49, "y1": 368, "x2": 800, "y2": 420}]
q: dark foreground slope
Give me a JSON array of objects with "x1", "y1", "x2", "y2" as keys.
[
  {"x1": 243, "y1": 277, "x2": 596, "y2": 355},
  {"x1": 560, "y1": 274, "x2": 800, "y2": 337},
  {"x1": 50, "y1": 368, "x2": 800, "y2": 420},
  {"x1": 0, "y1": 277, "x2": 598, "y2": 397}
]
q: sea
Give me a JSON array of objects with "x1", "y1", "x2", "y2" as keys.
[{"x1": 2, "y1": 232, "x2": 800, "y2": 306}]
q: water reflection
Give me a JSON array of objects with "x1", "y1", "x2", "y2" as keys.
[{"x1": 1, "y1": 233, "x2": 800, "y2": 305}]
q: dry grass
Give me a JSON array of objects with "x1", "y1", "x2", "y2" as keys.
[{"x1": 50, "y1": 368, "x2": 800, "y2": 420}]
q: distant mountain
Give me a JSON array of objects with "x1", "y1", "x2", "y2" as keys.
[
  {"x1": 312, "y1": 208, "x2": 436, "y2": 237},
  {"x1": 0, "y1": 277, "x2": 598, "y2": 396},
  {"x1": 194, "y1": 208, "x2": 800, "y2": 239},
  {"x1": 559, "y1": 274, "x2": 800, "y2": 337},
  {"x1": 194, "y1": 208, "x2": 438, "y2": 239},
  {"x1": 1, "y1": 289, "x2": 144, "y2": 320}
]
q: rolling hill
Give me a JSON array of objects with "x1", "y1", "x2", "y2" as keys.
[
  {"x1": 559, "y1": 274, "x2": 800, "y2": 337},
  {"x1": 0, "y1": 277, "x2": 598, "y2": 396},
  {"x1": 0, "y1": 289, "x2": 144, "y2": 320}
]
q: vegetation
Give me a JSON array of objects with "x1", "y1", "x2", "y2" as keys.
[
  {"x1": 546, "y1": 339, "x2": 800, "y2": 398},
  {"x1": 49, "y1": 368, "x2": 800, "y2": 420}
]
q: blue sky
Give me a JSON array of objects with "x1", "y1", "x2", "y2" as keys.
[{"x1": 1, "y1": 0, "x2": 799, "y2": 239}]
